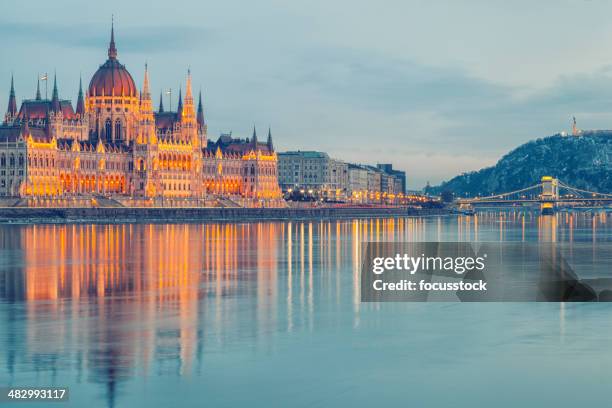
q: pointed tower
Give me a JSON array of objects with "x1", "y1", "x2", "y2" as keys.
[
  {"x1": 142, "y1": 64, "x2": 151, "y2": 100},
  {"x1": 176, "y1": 88, "x2": 183, "y2": 118},
  {"x1": 267, "y1": 126, "x2": 274, "y2": 152},
  {"x1": 35, "y1": 76, "x2": 41, "y2": 100},
  {"x1": 51, "y1": 73, "x2": 60, "y2": 113},
  {"x1": 178, "y1": 70, "x2": 200, "y2": 139},
  {"x1": 48, "y1": 73, "x2": 63, "y2": 140},
  {"x1": 5, "y1": 75, "x2": 17, "y2": 123},
  {"x1": 76, "y1": 76, "x2": 85, "y2": 116},
  {"x1": 132, "y1": 63, "x2": 160, "y2": 200},
  {"x1": 197, "y1": 91, "x2": 205, "y2": 128},
  {"x1": 180, "y1": 70, "x2": 200, "y2": 194},
  {"x1": 183, "y1": 70, "x2": 195, "y2": 120},
  {"x1": 158, "y1": 91, "x2": 164, "y2": 112},
  {"x1": 196, "y1": 90, "x2": 207, "y2": 146},
  {"x1": 139, "y1": 64, "x2": 155, "y2": 144},
  {"x1": 180, "y1": 70, "x2": 198, "y2": 146},
  {"x1": 252, "y1": 125, "x2": 258, "y2": 150},
  {"x1": 108, "y1": 17, "x2": 117, "y2": 60}
]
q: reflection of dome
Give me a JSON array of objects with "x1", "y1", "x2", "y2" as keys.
[{"x1": 88, "y1": 24, "x2": 137, "y2": 98}]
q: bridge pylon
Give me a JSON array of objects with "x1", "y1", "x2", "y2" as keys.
[
  {"x1": 540, "y1": 176, "x2": 559, "y2": 200},
  {"x1": 540, "y1": 176, "x2": 558, "y2": 214}
]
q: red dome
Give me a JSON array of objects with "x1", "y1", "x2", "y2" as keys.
[
  {"x1": 88, "y1": 59, "x2": 137, "y2": 98},
  {"x1": 88, "y1": 24, "x2": 137, "y2": 98}
]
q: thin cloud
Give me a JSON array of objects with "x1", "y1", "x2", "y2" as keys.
[
  {"x1": 0, "y1": 21, "x2": 209, "y2": 53},
  {"x1": 284, "y1": 46, "x2": 512, "y2": 113}
]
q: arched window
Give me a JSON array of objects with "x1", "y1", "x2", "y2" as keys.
[
  {"x1": 115, "y1": 120, "x2": 122, "y2": 141},
  {"x1": 18, "y1": 154, "x2": 24, "y2": 167},
  {"x1": 9, "y1": 154, "x2": 15, "y2": 167},
  {"x1": 0, "y1": 154, "x2": 5, "y2": 167},
  {"x1": 105, "y1": 119, "x2": 112, "y2": 140}
]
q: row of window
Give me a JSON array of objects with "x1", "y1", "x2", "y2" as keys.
[
  {"x1": 29, "y1": 157, "x2": 132, "y2": 172},
  {"x1": 203, "y1": 165, "x2": 241, "y2": 175},
  {"x1": 163, "y1": 182, "x2": 191, "y2": 191},
  {"x1": 0, "y1": 170, "x2": 23, "y2": 177},
  {"x1": 0, "y1": 154, "x2": 24, "y2": 168},
  {"x1": 93, "y1": 99, "x2": 135, "y2": 104},
  {"x1": 1, "y1": 177, "x2": 270, "y2": 192},
  {"x1": 104, "y1": 119, "x2": 124, "y2": 140},
  {"x1": 279, "y1": 165, "x2": 323, "y2": 171},
  {"x1": 1, "y1": 154, "x2": 277, "y2": 177},
  {"x1": 104, "y1": 108, "x2": 130, "y2": 113}
]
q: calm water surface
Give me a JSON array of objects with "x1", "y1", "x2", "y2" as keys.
[{"x1": 1, "y1": 211, "x2": 612, "y2": 408}]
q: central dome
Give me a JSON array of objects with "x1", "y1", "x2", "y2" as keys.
[{"x1": 88, "y1": 24, "x2": 137, "y2": 98}]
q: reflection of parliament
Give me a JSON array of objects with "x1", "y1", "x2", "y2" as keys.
[{"x1": 0, "y1": 24, "x2": 281, "y2": 206}]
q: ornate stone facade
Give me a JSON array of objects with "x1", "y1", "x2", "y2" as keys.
[{"x1": 0, "y1": 25, "x2": 281, "y2": 206}]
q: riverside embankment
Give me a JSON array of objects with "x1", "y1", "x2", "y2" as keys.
[{"x1": 0, "y1": 206, "x2": 448, "y2": 224}]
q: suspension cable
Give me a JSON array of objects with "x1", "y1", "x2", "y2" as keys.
[
  {"x1": 469, "y1": 183, "x2": 542, "y2": 201},
  {"x1": 557, "y1": 180, "x2": 612, "y2": 198}
]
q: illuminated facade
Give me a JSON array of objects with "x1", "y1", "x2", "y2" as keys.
[
  {"x1": 0, "y1": 25, "x2": 281, "y2": 205},
  {"x1": 277, "y1": 151, "x2": 348, "y2": 198}
]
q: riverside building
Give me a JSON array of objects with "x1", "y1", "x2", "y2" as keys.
[
  {"x1": 0, "y1": 24, "x2": 281, "y2": 207},
  {"x1": 377, "y1": 163, "x2": 406, "y2": 194},
  {"x1": 278, "y1": 150, "x2": 406, "y2": 203},
  {"x1": 277, "y1": 151, "x2": 348, "y2": 199}
]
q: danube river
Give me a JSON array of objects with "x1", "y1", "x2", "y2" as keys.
[{"x1": 1, "y1": 211, "x2": 611, "y2": 407}]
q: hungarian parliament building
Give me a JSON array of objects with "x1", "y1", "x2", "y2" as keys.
[{"x1": 0, "y1": 25, "x2": 281, "y2": 207}]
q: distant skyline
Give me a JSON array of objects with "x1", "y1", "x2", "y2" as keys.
[{"x1": 3, "y1": 0, "x2": 612, "y2": 188}]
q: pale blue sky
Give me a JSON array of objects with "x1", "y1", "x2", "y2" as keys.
[{"x1": 2, "y1": 0, "x2": 612, "y2": 188}]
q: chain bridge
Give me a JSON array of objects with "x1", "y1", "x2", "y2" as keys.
[{"x1": 456, "y1": 176, "x2": 612, "y2": 214}]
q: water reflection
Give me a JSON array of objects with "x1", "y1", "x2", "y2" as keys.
[{"x1": 0, "y1": 211, "x2": 611, "y2": 407}]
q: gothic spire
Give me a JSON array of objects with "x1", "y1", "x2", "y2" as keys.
[
  {"x1": 35, "y1": 75, "x2": 41, "y2": 100},
  {"x1": 158, "y1": 91, "x2": 164, "y2": 112},
  {"x1": 51, "y1": 73, "x2": 60, "y2": 112},
  {"x1": 176, "y1": 88, "x2": 183, "y2": 117},
  {"x1": 76, "y1": 76, "x2": 85, "y2": 116},
  {"x1": 267, "y1": 126, "x2": 273, "y2": 151},
  {"x1": 142, "y1": 63, "x2": 151, "y2": 99},
  {"x1": 252, "y1": 125, "x2": 258, "y2": 148},
  {"x1": 185, "y1": 69, "x2": 193, "y2": 100},
  {"x1": 7, "y1": 74, "x2": 17, "y2": 117},
  {"x1": 52, "y1": 73, "x2": 58, "y2": 98},
  {"x1": 108, "y1": 16, "x2": 117, "y2": 60},
  {"x1": 197, "y1": 90, "x2": 205, "y2": 128}
]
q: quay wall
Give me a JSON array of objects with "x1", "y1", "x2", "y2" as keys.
[{"x1": 0, "y1": 207, "x2": 448, "y2": 224}]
